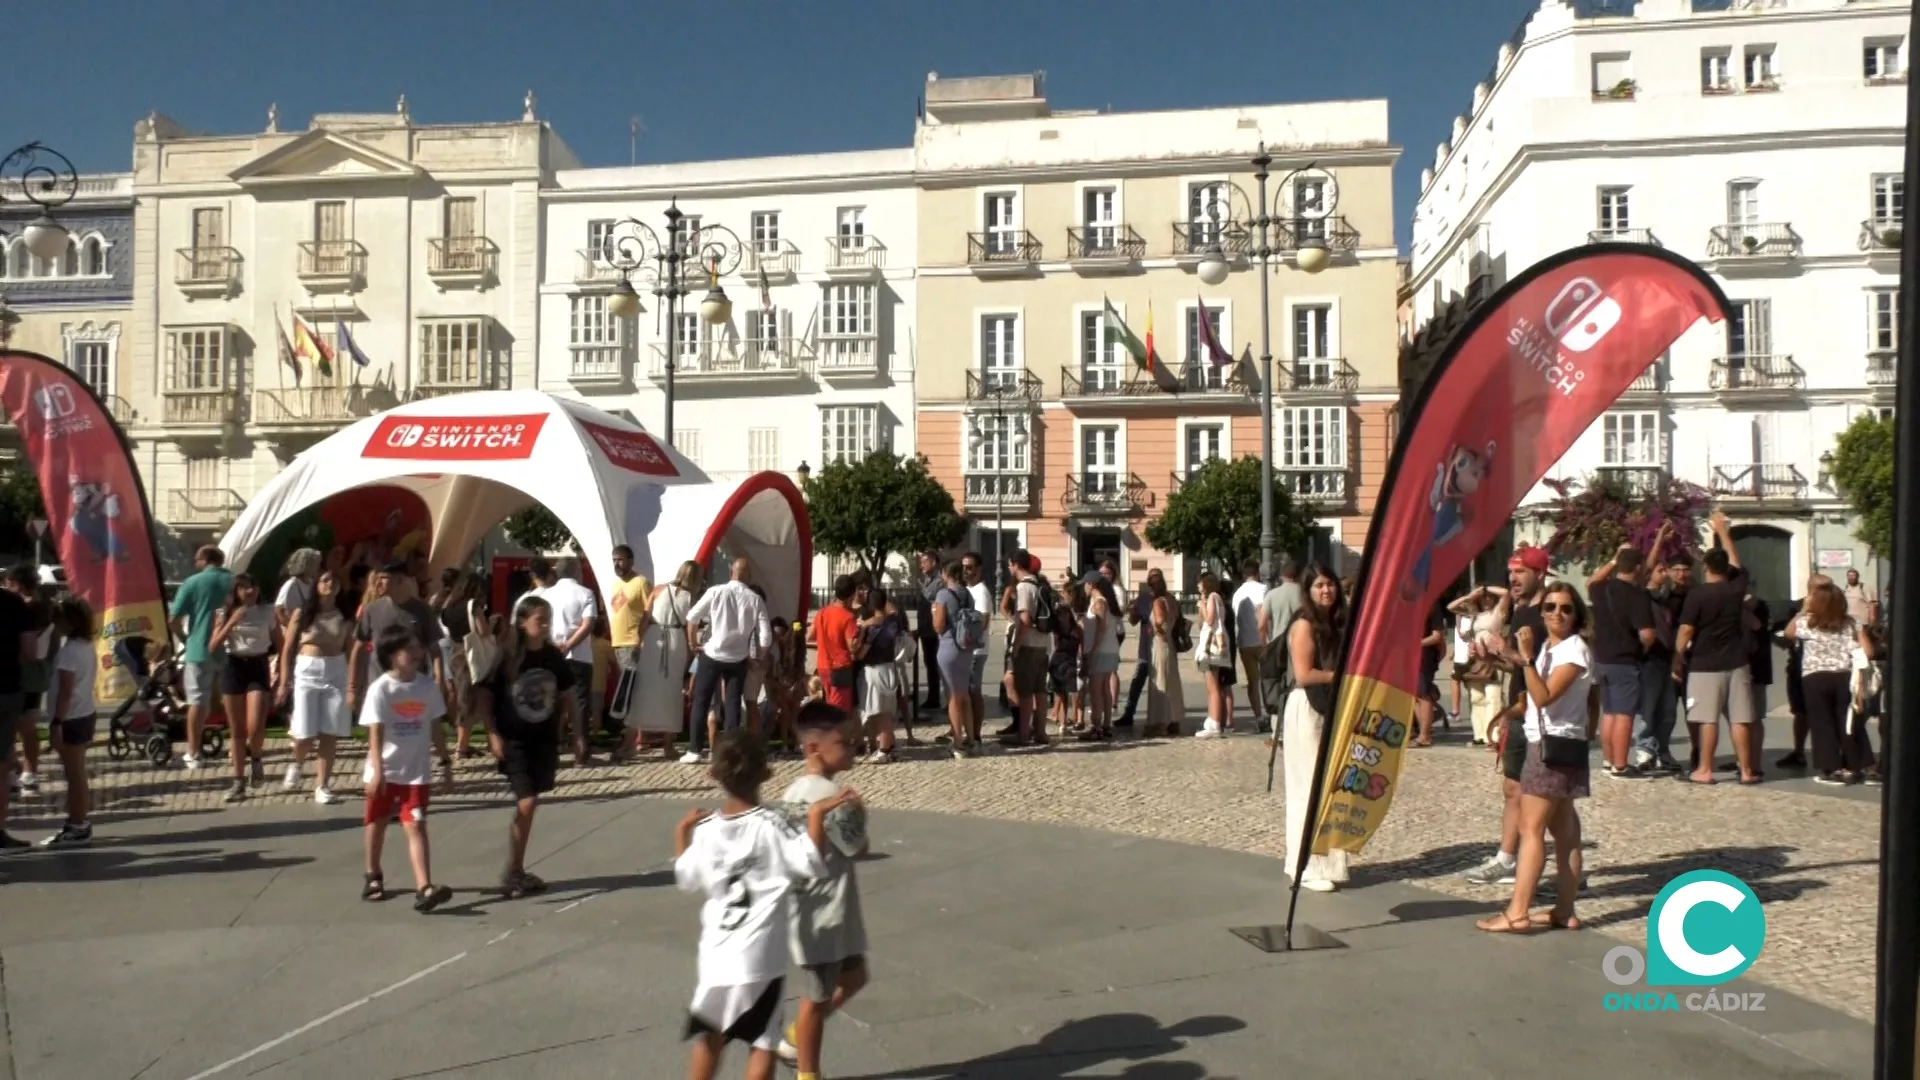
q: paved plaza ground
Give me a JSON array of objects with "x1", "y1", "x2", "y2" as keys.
[{"x1": 0, "y1": 665, "x2": 1882, "y2": 1078}]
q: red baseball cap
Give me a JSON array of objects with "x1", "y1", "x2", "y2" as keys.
[{"x1": 1508, "y1": 546, "x2": 1550, "y2": 573}]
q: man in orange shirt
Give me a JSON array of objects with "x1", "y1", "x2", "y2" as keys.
[{"x1": 813, "y1": 575, "x2": 860, "y2": 714}]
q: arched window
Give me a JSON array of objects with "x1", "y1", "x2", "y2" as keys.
[
  {"x1": 0, "y1": 241, "x2": 9, "y2": 280},
  {"x1": 61, "y1": 239, "x2": 79, "y2": 276},
  {"x1": 5, "y1": 241, "x2": 23, "y2": 279},
  {"x1": 82, "y1": 236, "x2": 105, "y2": 275}
]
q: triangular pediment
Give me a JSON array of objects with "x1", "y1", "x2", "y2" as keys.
[{"x1": 231, "y1": 131, "x2": 421, "y2": 185}]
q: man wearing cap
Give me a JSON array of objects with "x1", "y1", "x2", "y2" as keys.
[{"x1": 1461, "y1": 544, "x2": 1549, "y2": 887}]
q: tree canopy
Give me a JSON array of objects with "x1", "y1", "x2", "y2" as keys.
[
  {"x1": 0, "y1": 460, "x2": 47, "y2": 559},
  {"x1": 1144, "y1": 456, "x2": 1313, "y2": 573},
  {"x1": 802, "y1": 450, "x2": 967, "y2": 577},
  {"x1": 502, "y1": 504, "x2": 579, "y2": 555},
  {"x1": 1829, "y1": 412, "x2": 1894, "y2": 558}
]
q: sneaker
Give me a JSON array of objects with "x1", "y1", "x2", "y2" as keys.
[
  {"x1": 1194, "y1": 720, "x2": 1223, "y2": 740},
  {"x1": 224, "y1": 779, "x2": 247, "y2": 803},
  {"x1": 37, "y1": 822, "x2": 92, "y2": 849},
  {"x1": 678, "y1": 751, "x2": 705, "y2": 765},
  {"x1": 1814, "y1": 771, "x2": 1847, "y2": 786},
  {"x1": 181, "y1": 754, "x2": 202, "y2": 771},
  {"x1": 17, "y1": 772, "x2": 38, "y2": 794},
  {"x1": 1654, "y1": 755, "x2": 1685, "y2": 774},
  {"x1": 250, "y1": 759, "x2": 266, "y2": 788},
  {"x1": 0, "y1": 832, "x2": 31, "y2": 855},
  {"x1": 1629, "y1": 748, "x2": 1655, "y2": 770},
  {"x1": 1462, "y1": 856, "x2": 1517, "y2": 886},
  {"x1": 282, "y1": 763, "x2": 302, "y2": 792},
  {"x1": 314, "y1": 786, "x2": 339, "y2": 806},
  {"x1": 866, "y1": 750, "x2": 893, "y2": 765},
  {"x1": 1302, "y1": 879, "x2": 1336, "y2": 893},
  {"x1": 776, "y1": 1023, "x2": 800, "y2": 1066},
  {"x1": 1609, "y1": 765, "x2": 1647, "y2": 780},
  {"x1": 952, "y1": 742, "x2": 970, "y2": 760}
]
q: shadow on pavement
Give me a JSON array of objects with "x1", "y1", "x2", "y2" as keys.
[
  {"x1": 0, "y1": 847, "x2": 310, "y2": 883},
  {"x1": 837, "y1": 1013, "x2": 1245, "y2": 1080}
]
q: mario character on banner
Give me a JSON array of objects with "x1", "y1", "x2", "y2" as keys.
[{"x1": 1296, "y1": 246, "x2": 1731, "y2": 872}]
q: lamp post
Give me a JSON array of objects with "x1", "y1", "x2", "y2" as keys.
[
  {"x1": 967, "y1": 384, "x2": 1025, "y2": 589},
  {"x1": 1, "y1": 142, "x2": 80, "y2": 263},
  {"x1": 0, "y1": 293, "x2": 18, "y2": 349},
  {"x1": 1194, "y1": 145, "x2": 1336, "y2": 584},
  {"x1": 602, "y1": 200, "x2": 744, "y2": 448}
]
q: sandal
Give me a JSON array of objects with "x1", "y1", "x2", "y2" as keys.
[
  {"x1": 1530, "y1": 910, "x2": 1583, "y2": 931},
  {"x1": 414, "y1": 884, "x2": 453, "y2": 913},
  {"x1": 517, "y1": 871, "x2": 548, "y2": 895},
  {"x1": 1475, "y1": 912, "x2": 1537, "y2": 934},
  {"x1": 499, "y1": 871, "x2": 527, "y2": 900},
  {"x1": 362, "y1": 872, "x2": 386, "y2": 902}
]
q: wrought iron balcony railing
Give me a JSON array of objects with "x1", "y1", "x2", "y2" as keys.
[
  {"x1": 1623, "y1": 363, "x2": 1665, "y2": 394},
  {"x1": 1706, "y1": 223, "x2": 1800, "y2": 259},
  {"x1": 823, "y1": 236, "x2": 886, "y2": 274},
  {"x1": 968, "y1": 230, "x2": 1042, "y2": 266},
  {"x1": 1860, "y1": 219, "x2": 1904, "y2": 252},
  {"x1": 1279, "y1": 359, "x2": 1360, "y2": 393},
  {"x1": 1588, "y1": 228, "x2": 1661, "y2": 247},
  {"x1": 967, "y1": 368, "x2": 1044, "y2": 403},
  {"x1": 174, "y1": 246, "x2": 241, "y2": 288},
  {"x1": 647, "y1": 340, "x2": 811, "y2": 379},
  {"x1": 427, "y1": 236, "x2": 497, "y2": 276},
  {"x1": 1066, "y1": 225, "x2": 1145, "y2": 262},
  {"x1": 742, "y1": 241, "x2": 801, "y2": 279},
  {"x1": 574, "y1": 249, "x2": 626, "y2": 284},
  {"x1": 1279, "y1": 468, "x2": 1349, "y2": 504},
  {"x1": 1868, "y1": 354, "x2": 1899, "y2": 386},
  {"x1": 297, "y1": 239, "x2": 367, "y2": 280},
  {"x1": 1709, "y1": 355, "x2": 1804, "y2": 392},
  {"x1": 963, "y1": 472, "x2": 1033, "y2": 512},
  {"x1": 1181, "y1": 361, "x2": 1255, "y2": 395},
  {"x1": 816, "y1": 335, "x2": 880, "y2": 374},
  {"x1": 1172, "y1": 221, "x2": 1250, "y2": 257},
  {"x1": 1273, "y1": 215, "x2": 1361, "y2": 255},
  {"x1": 160, "y1": 387, "x2": 237, "y2": 427},
  {"x1": 166, "y1": 488, "x2": 245, "y2": 527},
  {"x1": 252, "y1": 386, "x2": 358, "y2": 427},
  {"x1": 1063, "y1": 471, "x2": 1149, "y2": 517},
  {"x1": 1710, "y1": 463, "x2": 1807, "y2": 501},
  {"x1": 1595, "y1": 465, "x2": 1667, "y2": 498}
]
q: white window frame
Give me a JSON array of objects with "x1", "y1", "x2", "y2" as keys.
[
  {"x1": 979, "y1": 188, "x2": 1022, "y2": 255},
  {"x1": 1289, "y1": 299, "x2": 1340, "y2": 386},
  {"x1": 1601, "y1": 411, "x2": 1661, "y2": 467},
  {"x1": 1184, "y1": 178, "x2": 1230, "y2": 246},
  {"x1": 1597, "y1": 186, "x2": 1632, "y2": 234},
  {"x1": 820, "y1": 404, "x2": 881, "y2": 464},
  {"x1": 1702, "y1": 49, "x2": 1734, "y2": 93},
  {"x1": 568, "y1": 295, "x2": 624, "y2": 378},
  {"x1": 1076, "y1": 181, "x2": 1121, "y2": 249},
  {"x1": 164, "y1": 325, "x2": 231, "y2": 392},
  {"x1": 965, "y1": 409, "x2": 1031, "y2": 476},
  {"x1": 750, "y1": 210, "x2": 781, "y2": 254},
  {"x1": 672, "y1": 214, "x2": 703, "y2": 257},
  {"x1": 1728, "y1": 179, "x2": 1761, "y2": 227},
  {"x1": 1870, "y1": 288, "x2": 1899, "y2": 354},
  {"x1": 1074, "y1": 420, "x2": 1125, "y2": 496},
  {"x1": 1177, "y1": 416, "x2": 1232, "y2": 478},
  {"x1": 1743, "y1": 44, "x2": 1779, "y2": 89},
  {"x1": 417, "y1": 318, "x2": 490, "y2": 387},
  {"x1": 61, "y1": 320, "x2": 120, "y2": 400},
  {"x1": 748, "y1": 427, "x2": 781, "y2": 472},
  {"x1": 1180, "y1": 300, "x2": 1232, "y2": 390},
  {"x1": 823, "y1": 283, "x2": 875, "y2": 337},
  {"x1": 976, "y1": 309, "x2": 1023, "y2": 390},
  {"x1": 834, "y1": 206, "x2": 867, "y2": 250},
  {"x1": 1873, "y1": 173, "x2": 1904, "y2": 225},
  {"x1": 1729, "y1": 298, "x2": 1772, "y2": 360},
  {"x1": 1276, "y1": 406, "x2": 1347, "y2": 470},
  {"x1": 586, "y1": 218, "x2": 615, "y2": 261},
  {"x1": 1591, "y1": 52, "x2": 1633, "y2": 96},
  {"x1": 674, "y1": 310, "x2": 704, "y2": 363},
  {"x1": 1075, "y1": 304, "x2": 1124, "y2": 390},
  {"x1": 1866, "y1": 38, "x2": 1906, "y2": 81},
  {"x1": 674, "y1": 430, "x2": 703, "y2": 467}
]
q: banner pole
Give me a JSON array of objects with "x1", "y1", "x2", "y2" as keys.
[{"x1": 1871, "y1": 4, "x2": 1920, "y2": 1074}]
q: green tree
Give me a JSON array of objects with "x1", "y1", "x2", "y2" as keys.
[
  {"x1": 802, "y1": 450, "x2": 968, "y2": 577},
  {"x1": 502, "y1": 504, "x2": 578, "y2": 555},
  {"x1": 1829, "y1": 412, "x2": 1895, "y2": 557},
  {"x1": 1540, "y1": 473, "x2": 1712, "y2": 570},
  {"x1": 1144, "y1": 455, "x2": 1314, "y2": 573},
  {"x1": 0, "y1": 460, "x2": 47, "y2": 558}
]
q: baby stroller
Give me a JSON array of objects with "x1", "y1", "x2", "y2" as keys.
[{"x1": 105, "y1": 637, "x2": 228, "y2": 767}]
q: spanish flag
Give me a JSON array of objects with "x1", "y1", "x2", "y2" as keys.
[{"x1": 292, "y1": 314, "x2": 334, "y2": 379}]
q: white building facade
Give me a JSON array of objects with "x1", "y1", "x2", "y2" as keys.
[{"x1": 1408, "y1": 0, "x2": 1907, "y2": 604}]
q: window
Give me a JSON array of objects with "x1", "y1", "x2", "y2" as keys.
[
  {"x1": 70, "y1": 341, "x2": 111, "y2": 399},
  {"x1": 1866, "y1": 39, "x2": 1905, "y2": 81},
  {"x1": 675, "y1": 431, "x2": 703, "y2": 467},
  {"x1": 313, "y1": 200, "x2": 347, "y2": 242},
  {"x1": 1183, "y1": 305, "x2": 1227, "y2": 390},
  {"x1": 165, "y1": 327, "x2": 228, "y2": 391},
  {"x1": 1081, "y1": 187, "x2": 1116, "y2": 249},
  {"x1": 417, "y1": 319, "x2": 488, "y2": 386},
  {"x1": 835, "y1": 207, "x2": 865, "y2": 248},
  {"x1": 748, "y1": 307, "x2": 780, "y2": 347},
  {"x1": 1278, "y1": 407, "x2": 1346, "y2": 470},
  {"x1": 1597, "y1": 186, "x2": 1631, "y2": 234},
  {"x1": 586, "y1": 219, "x2": 614, "y2": 261},
  {"x1": 1728, "y1": 299, "x2": 1772, "y2": 360},
  {"x1": 444, "y1": 197, "x2": 477, "y2": 239},
  {"x1": 568, "y1": 294, "x2": 622, "y2": 378},
  {"x1": 1187, "y1": 182, "x2": 1227, "y2": 246},
  {"x1": 185, "y1": 456, "x2": 226, "y2": 493},
  {"x1": 983, "y1": 192, "x2": 1017, "y2": 254},
  {"x1": 1602, "y1": 412, "x2": 1660, "y2": 466},
  {"x1": 1080, "y1": 425, "x2": 1120, "y2": 493},
  {"x1": 1080, "y1": 310, "x2": 1123, "y2": 390},
  {"x1": 58, "y1": 240, "x2": 78, "y2": 277},
  {"x1": 751, "y1": 211, "x2": 780, "y2": 253},
  {"x1": 1873, "y1": 174, "x2": 1904, "y2": 224},
  {"x1": 1591, "y1": 53, "x2": 1632, "y2": 97},
  {"x1": 1185, "y1": 424, "x2": 1225, "y2": 477},
  {"x1": 192, "y1": 207, "x2": 226, "y2": 251},
  {"x1": 1293, "y1": 304, "x2": 1336, "y2": 383},
  {"x1": 748, "y1": 428, "x2": 781, "y2": 472},
  {"x1": 980, "y1": 314, "x2": 1019, "y2": 389},
  {"x1": 672, "y1": 214, "x2": 702, "y2": 256},
  {"x1": 823, "y1": 283, "x2": 873, "y2": 337},
  {"x1": 1293, "y1": 178, "x2": 1329, "y2": 243},
  {"x1": 1744, "y1": 45, "x2": 1778, "y2": 89},
  {"x1": 81, "y1": 236, "x2": 105, "y2": 276},
  {"x1": 1727, "y1": 180, "x2": 1760, "y2": 227},
  {"x1": 4, "y1": 242, "x2": 23, "y2": 279},
  {"x1": 1871, "y1": 289, "x2": 1899, "y2": 354},
  {"x1": 1702, "y1": 49, "x2": 1733, "y2": 93},
  {"x1": 967, "y1": 411, "x2": 1029, "y2": 474},
  {"x1": 821, "y1": 405, "x2": 879, "y2": 464},
  {"x1": 674, "y1": 311, "x2": 703, "y2": 363}
]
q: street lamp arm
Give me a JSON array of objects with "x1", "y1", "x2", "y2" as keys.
[
  {"x1": 685, "y1": 222, "x2": 746, "y2": 281},
  {"x1": 0, "y1": 142, "x2": 79, "y2": 213},
  {"x1": 606, "y1": 217, "x2": 667, "y2": 274}
]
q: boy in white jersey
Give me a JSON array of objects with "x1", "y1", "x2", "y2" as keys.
[
  {"x1": 675, "y1": 731, "x2": 856, "y2": 1080},
  {"x1": 776, "y1": 701, "x2": 870, "y2": 1079}
]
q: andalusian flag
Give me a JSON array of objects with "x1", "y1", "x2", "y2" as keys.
[
  {"x1": 1103, "y1": 296, "x2": 1180, "y2": 392},
  {"x1": 292, "y1": 314, "x2": 334, "y2": 379},
  {"x1": 275, "y1": 309, "x2": 301, "y2": 387}
]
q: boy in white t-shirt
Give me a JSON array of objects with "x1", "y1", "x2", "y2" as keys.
[
  {"x1": 360, "y1": 624, "x2": 453, "y2": 912},
  {"x1": 674, "y1": 731, "x2": 852, "y2": 1080},
  {"x1": 38, "y1": 597, "x2": 100, "y2": 850}
]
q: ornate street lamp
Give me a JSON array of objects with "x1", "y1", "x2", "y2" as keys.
[
  {"x1": 1, "y1": 142, "x2": 80, "y2": 262},
  {"x1": 1195, "y1": 148, "x2": 1340, "y2": 583},
  {"x1": 601, "y1": 200, "x2": 745, "y2": 446}
]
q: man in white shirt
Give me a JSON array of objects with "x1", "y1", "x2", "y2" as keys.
[
  {"x1": 528, "y1": 557, "x2": 598, "y2": 765},
  {"x1": 1230, "y1": 560, "x2": 1272, "y2": 731},
  {"x1": 960, "y1": 553, "x2": 993, "y2": 741},
  {"x1": 682, "y1": 558, "x2": 772, "y2": 764}
]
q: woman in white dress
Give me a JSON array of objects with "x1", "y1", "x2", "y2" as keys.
[
  {"x1": 634, "y1": 560, "x2": 701, "y2": 759},
  {"x1": 276, "y1": 570, "x2": 351, "y2": 804},
  {"x1": 1284, "y1": 563, "x2": 1350, "y2": 892}
]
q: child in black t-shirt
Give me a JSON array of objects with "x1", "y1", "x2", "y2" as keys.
[{"x1": 486, "y1": 594, "x2": 577, "y2": 899}]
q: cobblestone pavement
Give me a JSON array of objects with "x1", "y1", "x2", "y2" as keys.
[{"x1": 10, "y1": 721, "x2": 1878, "y2": 1021}]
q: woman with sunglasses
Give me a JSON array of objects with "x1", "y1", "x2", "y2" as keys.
[{"x1": 1478, "y1": 581, "x2": 1592, "y2": 934}]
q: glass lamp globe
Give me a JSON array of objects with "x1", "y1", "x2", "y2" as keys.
[
  {"x1": 1195, "y1": 250, "x2": 1231, "y2": 286},
  {"x1": 605, "y1": 281, "x2": 642, "y2": 320},
  {"x1": 1296, "y1": 242, "x2": 1331, "y2": 275},
  {"x1": 23, "y1": 216, "x2": 68, "y2": 262},
  {"x1": 699, "y1": 285, "x2": 732, "y2": 325}
]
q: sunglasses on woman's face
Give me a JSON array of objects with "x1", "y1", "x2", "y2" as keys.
[{"x1": 1541, "y1": 602, "x2": 1574, "y2": 615}]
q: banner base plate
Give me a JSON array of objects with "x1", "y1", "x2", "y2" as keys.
[{"x1": 1229, "y1": 922, "x2": 1346, "y2": 953}]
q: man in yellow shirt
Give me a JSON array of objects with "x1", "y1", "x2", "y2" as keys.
[{"x1": 606, "y1": 544, "x2": 652, "y2": 759}]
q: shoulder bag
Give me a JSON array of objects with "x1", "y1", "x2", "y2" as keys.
[{"x1": 1533, "y1": 645, "x2": 1591, "y2": 767}]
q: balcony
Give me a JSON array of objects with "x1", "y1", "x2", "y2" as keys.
[
  {"x1": 1868, "y1": 354, "x2": 1898, "y2": 400},
  {"x1": 1860, "y1": 219, "x2": 1903, "y2": 267},
  {"x1": 1279, "y1": 468, "x2": 1350, "y2": 506},
  {"x1": 963, "y1": 472, "x2": 1033, "y2": 514},
  {"x1": 1588, "y1": 228, "x2": 1661, "y2": 248},
  {"x1": 569, "y1": 345, "x2": 633, "y2": 392},
  {"x1": 297, "y1": 239, "x2": 367, "y2": 292},
  {"x1": 1172, "y1": 221, "x2": 1249, "y2": 264},
  {"x1": 159, "y1": 388, "x2": 237, "y2": 431},
  {"x1": 1274, "y1": 216, "x2": 1362, "y2": 260},
  {"x1": 1464, "y1": 273, "x2": 1494, "y2": 308},
  {"x1": 174, "y1": 247, "x2": 241, "y2": 298},
  {"x1": 822, "y1": 237, "x2": 885, "y2": 280},
  {"x1": 647, "y1": 340, "x2": 812, "y2": 386},
  {"x1": 1709, "y1": 355, "x2": 1804, "y2": 400},
  {"x1": 574, "y1": 249, "x2": 627, "y2": 285},
  {"x1": 1595, "y1": 465, "x2": 1668, "y2": 498},
  {"x1": 1063, "y1": 471, "x2": 1150, "y2": 519},
  {"x1": 742, "y1": 242, "x2": 800, "y2": 284},
  {"x1": 1180, "y1": 362, "x2": 1256, "y2": 396},
  {"x1": 967, "y1": 230, "x2": 1043, "y2": 276},
  {"x1": 427, "y1": 236, "x2": 497, "y2": 289},
  {"x1": 1705, "y1": 224, "x2": 1800, "y2": 273},
  {"x1": 1619, "y1": 362, "x2": 1666, "y2": 399},
  {"x1": 966, "y1": 368, "x2": 1044, "y2": 403},
  {"x1": 1710, "y1": 463, "x2": 1808, "y2": 503},
  {"x1": 1066, "y1": 225, "x2": 1145, "y2": 274},
  {"x1": 816, "y1": 335, "x2": 882, "y2": 381},
  {"x1": 166, "y1": 488, "x2": 245, "y2": 529},
  {"x1": 251, "y1": 386, "x2": 360, "y2": 434},
  {"x1": 1278, "y1": 359, "x2": 1360, "y2": 396}
]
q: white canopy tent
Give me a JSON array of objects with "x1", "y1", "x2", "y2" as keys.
[{"x1": 218, "y1": 390, "x2": 814, "y2": 620}]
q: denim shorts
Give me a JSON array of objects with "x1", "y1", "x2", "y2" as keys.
[{"x1": 1593, "y1": 662, "x2": 1643, "y2": 717}]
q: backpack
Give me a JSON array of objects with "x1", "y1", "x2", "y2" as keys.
[
  {"x1": 942, "y1": 588, "x2": 987, "y2": 652},
  {"x1": 1029, "y1": 577, "x2": 1057, "y2": 629}
]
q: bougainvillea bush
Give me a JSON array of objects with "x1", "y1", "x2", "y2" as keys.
[{"x1": 1541, "y1": 473, "x2": 1713, "y2": 570}]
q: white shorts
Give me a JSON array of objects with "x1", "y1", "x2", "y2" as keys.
[
  {"x1": 860, "y1": 664, "x2": 899, "y2": 719},
  {"x1": 685, "y1": 978, "x2": 784, "y2": 1051},
  {"x1": 289, "y1": 654, "x2": 350, "y2": 740}
]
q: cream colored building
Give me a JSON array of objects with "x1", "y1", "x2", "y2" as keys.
[
  {"x1": 125, "y1": 99, "x2": 578, "y2": 567},
  {"x1": 912, "y1": 74, "x2": 1402, "y2": 586}
]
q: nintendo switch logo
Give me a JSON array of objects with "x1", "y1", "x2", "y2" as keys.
[
  {"x1": 363, "y1": 414, "x2": 546, "y2": 461},
  {"x1": 385, "y1": 423, "x2": 425, "y2": 449},
  {"x1": 35, "y1": 385, "x2": 75, "y2": 420},
  {"x1": 1545, "y1": 277, "x2": 1623, "y2": 354}
]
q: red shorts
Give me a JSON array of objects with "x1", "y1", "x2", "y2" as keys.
[
  {"x1": 364, "y1": 782, "x2": 430, "y2": 824},
  {"x1": 825, "y1": 684, "x2": 854, "y2": 714}
]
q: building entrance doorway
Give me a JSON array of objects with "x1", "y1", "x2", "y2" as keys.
[{"x1": 1076, "y1": 526, "x2": 1122, "y2": 580}]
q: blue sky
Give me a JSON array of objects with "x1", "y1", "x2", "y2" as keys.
[{"x1": 1, "y1": 0, "x2": 1538, "y2": 245}]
